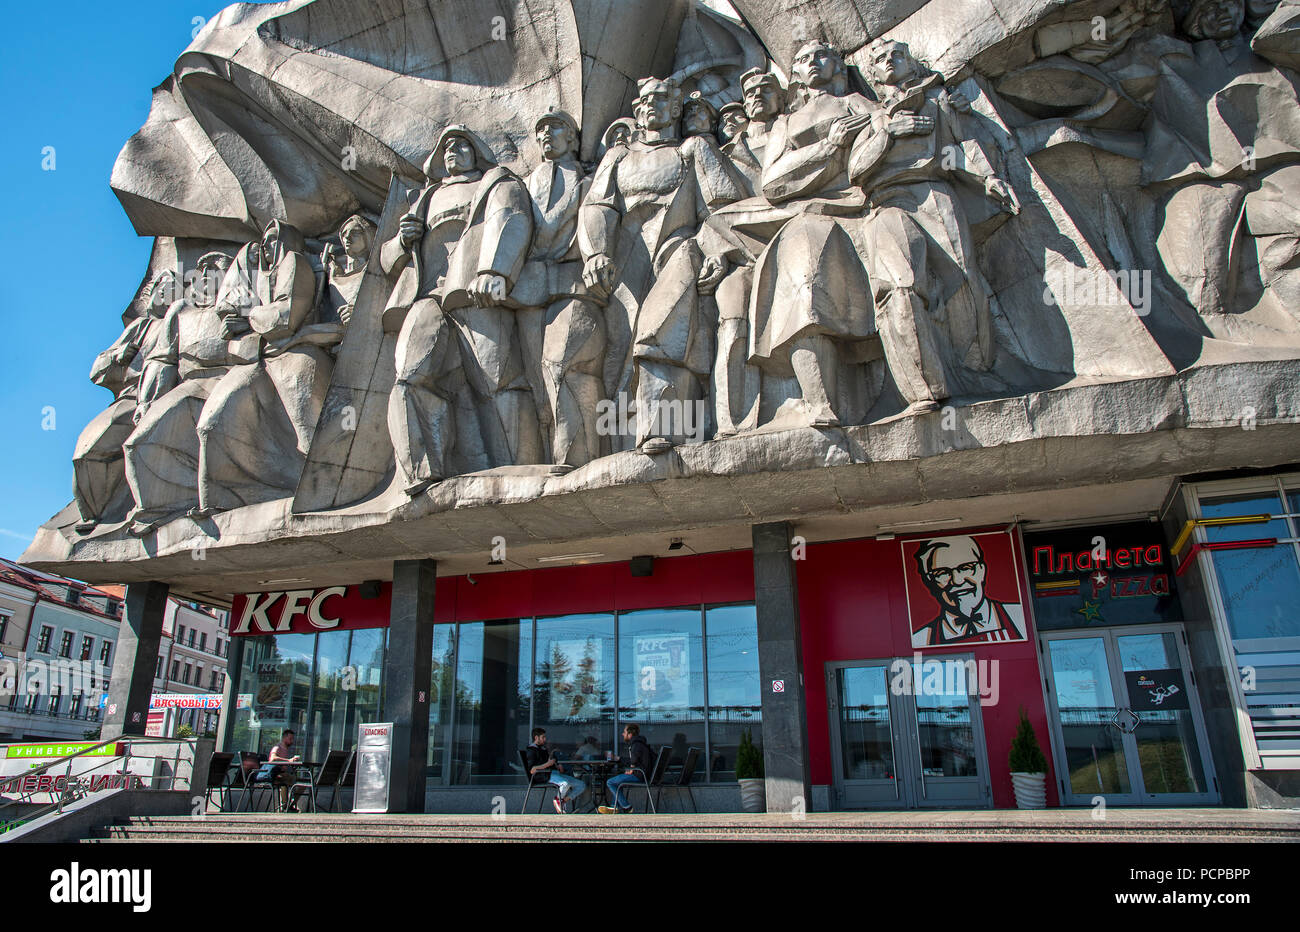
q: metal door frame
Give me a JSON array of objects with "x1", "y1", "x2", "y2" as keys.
[
  {"x1": 1041, "y1": 624, "x2": 1219, "y2": 806},
  {"x1": 827, "y1": 656, "x2": 993, "y2": 810}
]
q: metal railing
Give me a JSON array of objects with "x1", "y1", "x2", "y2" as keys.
[{"x1": 0, "y1": 736, "x2": 197, "y2": 835}]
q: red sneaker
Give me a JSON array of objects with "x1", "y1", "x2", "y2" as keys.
[{"x1": 553, "y1": 797, "x2": 565, "y2": 814}]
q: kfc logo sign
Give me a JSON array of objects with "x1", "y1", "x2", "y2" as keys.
[{"x1": 233, "y1": 587, "x2": 348, "y2": 634}]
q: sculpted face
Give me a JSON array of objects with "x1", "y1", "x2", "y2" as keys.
[
  {"x1": 792, "y1": 42, "x2": 842, "y2": 90},
  {"x1": 872, "y1": 42, "x2": 917, "y2": 88},
  {"x1": 682, "y1": 101, "x2": 713, "y2": 136},
  {"x1": 340, "y1": 220, "x2": 372, "y2": 259},
  {"x1": 537, "y1": 120, "x2": 574, "y2": 160},
  {"x1": 442, "y1": 135, "x2": 476, "y2": 175},
  {"x1": 1189, "y1": 0, "x2": 1246, "y2": 38},
  {"x1": 636, "y1": 89, "x2": 679, "y2": 132},
  {"x1": 193, "y1": 255, "x2": 229, "y2": 307},
  {"x1": 260, "y1": 226, "x2": 279, "y2": 267},
  {"x1": 607, "y1": 122, "x2": 632, "y2": 147},
  {"x1": 921, "y1": 538, "x2": 987, "y2": 619},
  {"x1": 719, "y1": 108, "x2": 748, "y2": 142},
  {"x1": 743, "y1": 80, "x2": 782, "y2": 120}
]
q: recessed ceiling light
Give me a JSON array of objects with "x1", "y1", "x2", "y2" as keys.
[
  {"x1": 536, "y1": 552, "x2": 604, "y2": 564},
  {"x1": 876, "y1": 517, "x2": 964, "y2": 532}
]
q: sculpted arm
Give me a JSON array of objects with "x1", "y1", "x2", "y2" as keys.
[{"x1": 249, "y1": 254, "x2": 317, "y2": 339}]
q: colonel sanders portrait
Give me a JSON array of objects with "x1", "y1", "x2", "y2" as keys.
[{"x1": 911, "y1": 535, "x2": 1027, "y2": 647}]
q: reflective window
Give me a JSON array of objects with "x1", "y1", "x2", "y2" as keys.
[
  {"x1": 534, "y1": 613, "x2": 616, "y2": 762},
  {"x1": 230, "y1": 633, "x2": 314, "y2": 755},
  {"x1": 428, "y1": 625, "x2": 456, "y2": 781},
  {"x1": 706, "y1": 604, "x2": 760, "y2": 780},
  {"x1": 451, "y1": 620, "x2": 532, "y2": 784},
  {"x1": 618, "y1": 608, "x2": 705, "y2": 771}
]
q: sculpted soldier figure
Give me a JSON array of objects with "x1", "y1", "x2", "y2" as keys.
[
  {"x1": 855, "y1": 39, "x2": 1018, "y2": 414},
  {"x1": 717, "y1": 102, "x2": 748, "y2": 147},
  {"x1": 682, "y1": 91, "x2": 718, "y2": 138},
  {"x1": 190, "y1": 220, "x2": 336, "y2": 519},
  {"x1": 72, "y1": 271, "x2": 178, "y2": 534},
  {"x1": 722, "y1": 69, "x2": 786, "y2": 192},
  {"x1": 383, "y1": 125, "x2": 536, "y2": 495},
  {"x1": 514, "y1": 109, "x2": 606, "y2": 470},
  {"x1": 319, "y1": 214, "x2": 376, "y2": 330},
  {"x1": 580, "y1": 76, "x2": 746, "y2": 453},
  {"x1": 122, "y1": 252, "x2": 234, "y2": 533}
]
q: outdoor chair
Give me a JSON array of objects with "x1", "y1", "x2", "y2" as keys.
[
  {"x1": 290, "y1": 748, "x2": 353, "y2": 812},
  {"x1": 660, "y1": 746, "x2": 700, "y2": 812},
  {"x1": 621, "y1": 745, "x2": 673, "y2": 814},
  {"x1": 202, "y1": 751, "x2": 235, "y2": 812},
  {"x1": 235, "y1": 751, "x2": 273, "y2": 812},
  {"x1": 519, "y1": 749, "x2": 560, "y2": 814}
]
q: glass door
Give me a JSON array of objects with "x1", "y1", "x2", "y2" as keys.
[
  {"x1": 1043, "y1": 626, "x2": 1218, "y2": 805},
  {"x1": 828, "y1": 658, "x2": 992, "y2": 809}
]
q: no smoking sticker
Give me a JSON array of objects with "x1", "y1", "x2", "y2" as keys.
[{"x1": 772, "y1": 680, "x2": 785, "y2": 693}]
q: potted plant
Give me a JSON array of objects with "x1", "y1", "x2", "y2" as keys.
[
  {"x1": 1008, "y1": 707, "x2": 1048, "y2": 809},
  {"x1": 735, "y1": 728, "x2": 766, "y2": 813}
]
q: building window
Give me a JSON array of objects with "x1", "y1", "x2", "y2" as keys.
[
  {"x1": 25, "y1": 692, "x2": 40, "y2": 713},
  {"x1": 0, "y1": 613, "x2": 9, "y2": 644},
  {"x1": 183, "y1": 663, "x2": 192, "y2": 685},
  {"x1": 69, "y1": 694, "x2": 83, "y2": 717},
  {"x1": 48, "y1": 688, "x2": 62, "y2": 716},
  {"x1": 1194, "y1": 477, "x2": 1300, "y2": 770},
  {"x1": 37, "y1": 625, "x2": 52, "y2": 653},
  {"x1": 188, "y1": 629, "x2": 196, "y2": 648},
  {"x1": 200, "y1": 632, "x2": 207, "y2": 652},
  {"x1": 100, "y1": 641, "x2": 112, "y2": 668},
  {"x1": 171, "y1": 660, "x2": 181, "y2": 681},
  {"x1": 80, "y1": 636, "x2": 94, "y2": 661},
  {"x1": 58, "y1": 631, "x2": 74, "y2": 658},
  {"x1": 210, "y1": 669, "x2": 220, "y2": 690},
  {"x1": 156, "y1": 656, "x2": 163, "y2": 679}
]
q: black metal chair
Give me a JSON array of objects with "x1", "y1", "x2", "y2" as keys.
[
  {"x1": 290, "y1": 749, "x2": 353, "y2": 812},
  {"x1": 203, "y1": 751, "x2": 235, "y2": 812},
  {"x1": 660, "y1": 746, "x2": 701, "y2": 812},
  {"x1": 235, "y1": 751, "x2": 273, "y2": 812},
  {"x1": 621, "y1": 746, "x2": 673, "y2": 814},
  {"x1": 519, "y1": 749, "x2": 560, "y2": 813}
]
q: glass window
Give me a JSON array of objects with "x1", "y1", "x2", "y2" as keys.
[
  {"x1": 307, "y1": 629, "x2": 352, "y2": 764},
  {"x1": 59, "y1": 631, "x2": 74, "y2": 658},
  {"x1": 429, "y1": 624, "x2": 456, "y2": 782},
  {"x1": 230, "y1": 633, "x2": 314, "y2": 755},
  {"x1": 451, "y1": 620, "x2": 532, "y2": 784},
  {"x1": 705, "y1": 604, "x2": 761, "y2": 781},
  {"x1": 80, "y1": 636, "x2": 94, "y2": 661},
  {"x1": 37, "y1": 626, "x2": 52, "y2": 653},
  {"x1": 534, "y1": 613, "x2": 616, "y2": 762},
  {"x1": 0, "y1": 614, "x2": 8, "y2": 643},
  {"x1": 617, "y1": 608, "x2": 705, "y2": 770},
  {"x1": 1201, "y1": 491, "x2": 1300, "y2": 641},
  {"x1": 100, "y1": 641, "x2": 112, "y2": 668}
]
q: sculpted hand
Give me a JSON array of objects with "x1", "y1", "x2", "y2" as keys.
[
  {"x1": 468, "y1": 273, "x2": 508, "y2": 307},
  {"x1": 985, "y1": 176, "x2": 1020, "y2": 215},
  {"x1": 827, "y1": 113, "x2": 872, "y2": 148},
  {"x1": 321, "y1": 243, "x2": 341, "y2": 270},
  {"x1": 337, "y1": 304, "x2": 353, "y2": 326},
  {"x1": 583, "y1": 254, "x2": 617, "y2": 300},
  {"x1": 398, "y1": 213, "x2": 424, "y2": 249},
  {"x1": 221, "y1": 315, "x2": 252, "y2": 339},
  {"x1": 887, "y1": 113, "x2": 935, "y2": 137},
  {"x1": 697, "y1": 255, "x2": 727, "y2": 296},
  {"x1": 944, "y1": 90, "x2": 972, "y2": 113}
]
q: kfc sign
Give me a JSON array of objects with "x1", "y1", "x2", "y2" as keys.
[{"x1": 231, "y1": 584, "x2": 392, "y2": 636}]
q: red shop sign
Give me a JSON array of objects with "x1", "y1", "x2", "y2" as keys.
[{"x1": 231, "y1": 584, "x2": 391, "y2": 636}]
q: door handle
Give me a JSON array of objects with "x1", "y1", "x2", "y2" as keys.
[{"x1": 1109, "y1": 708, "x2": 1140, "y2": 734}]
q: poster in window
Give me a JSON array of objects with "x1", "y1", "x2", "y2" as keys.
[
  {"x1": 548, "y1": 637, "x2": 605, "y2": 719},
  {"x1": 1124, "y1": 669, "x2": 1190, "y2": 711},
  {"x1": 901, "y1": 531, "x2": 1028, "y2": 648},
  {"x1": 633, "y1": 635, "x2": 690, "y2": 709}
]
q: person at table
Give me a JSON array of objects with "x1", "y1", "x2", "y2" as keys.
[
  {"x1": 525, "y1": 728, "x2": 587, "y2": 813},
  {"x1": 575, "y1": 735, "x2": 601, "y2": 760},
  {"x1": 267, "y1": 728, "x2": 302, "y2": 812},
  {"x1": 599, "y1": 724, "x2": 652, "y2": 814}
]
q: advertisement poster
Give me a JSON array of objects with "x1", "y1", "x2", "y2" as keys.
[
  {"x1": 352, "y1": 722, "x2": 393, "y2": 813},
  {"x1": 1125, "y1": 669, "x2": 1190, "y2": 711},
  {"x1": 548, "y1": 638, "x2": 604, "y2": 720},
  {"x1": 633, "y1": 635, "x2": 690, "y2": 709},
  {"x1": 900, "y1": 531, "x2": 1028, "y2": 648},
  {"x1": 1025, "y1": 521, "x2": 1181, "y2": 631}
]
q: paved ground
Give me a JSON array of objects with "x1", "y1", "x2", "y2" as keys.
[{"x1": 89, "y1": 808, "x2": 1300, "y2": 843}]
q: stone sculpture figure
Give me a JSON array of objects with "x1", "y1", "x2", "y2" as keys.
[
  {"x1": 515, "y1": 109, "x2": 605, "y2": 470},
  {"x1": 383, "y1": 125, "x2": 536, "y2": 495},
  {"x1": 72, "y1": 271, "x2": 178, "y2": 533},
  {"x1": 122, "y1": 252, "x2": 234, "y2": 533},
  {"x1": 188, "y1": 221, "x2": 334, "y2": 520},
  {"x1": 717, "y1": 102, "x2": 748, "y2": 146},
  {"x1": 854, "y1": 39, "x2": 1018, "y2": 414},
  {"x1": 580, "y1": 77, "x2": 747, "y2": 453},
  {"x1": 723, "y1": 69, "x2": 786, "y2": 192},
  {"x1": 319, "y1": 214, "x2": 376, "y2": 330},
  {"x1": 682, "y1": 91, "x2": 719, "y2": 139}
]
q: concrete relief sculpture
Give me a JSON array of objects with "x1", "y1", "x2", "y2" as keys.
[
  {"x1": 383, "y1": 126, "x2": 536, "y2": 495},
  {"x1": 36, "y1": 0, "x2": 1300, "y2": 555}
]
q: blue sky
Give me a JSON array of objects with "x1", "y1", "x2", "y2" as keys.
[{"x1": 0, "y1": 2, "x2": 274, "y2": 561}]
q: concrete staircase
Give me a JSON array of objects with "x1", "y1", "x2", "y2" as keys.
[{"x1": 85, "y1": 810, "x2": 1300, "y2": 843}]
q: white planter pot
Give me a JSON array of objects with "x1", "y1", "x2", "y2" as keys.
[
  {"x1": 738, "y1": 778, "x2": 766, "y2": 813},
  {"x1": 1011, "y1": 771, "x2": 1047, "y2": 809}
]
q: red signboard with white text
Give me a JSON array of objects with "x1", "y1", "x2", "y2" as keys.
[{"x1": 230, "y1": 584, "x2": 392, "y2": 636}]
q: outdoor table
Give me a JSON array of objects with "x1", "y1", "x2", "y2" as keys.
[
  {"x1": 252, "y1": 759, "x2": 319, "y2": 813},
  {"x1": 555, "y1": 758, "x2": 620, "y2": 812}
]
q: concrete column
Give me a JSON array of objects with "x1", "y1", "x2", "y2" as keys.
[
  {"x1": 102, "y1": 581, "x2": 169, "y2": 737},
  {"x1": 383, "y1": 559, "x2": 436, "y2": 813},
  {"x1": 751, "y1": 522, "x2": 811, "y2": 812},
  {"x1": 216, "y1": 635, "x2": 245, "y2": 753}
]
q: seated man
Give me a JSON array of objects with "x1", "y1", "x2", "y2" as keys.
[
  {"x1": 266, "y1": 728, "x2": 303, "y2": 813},
  {"x1": 600, "y1": 724, "x2": 652, "y2": 814},
  {"x1": 524, "y1": 727, "x2": 586, "y2": 813}
]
